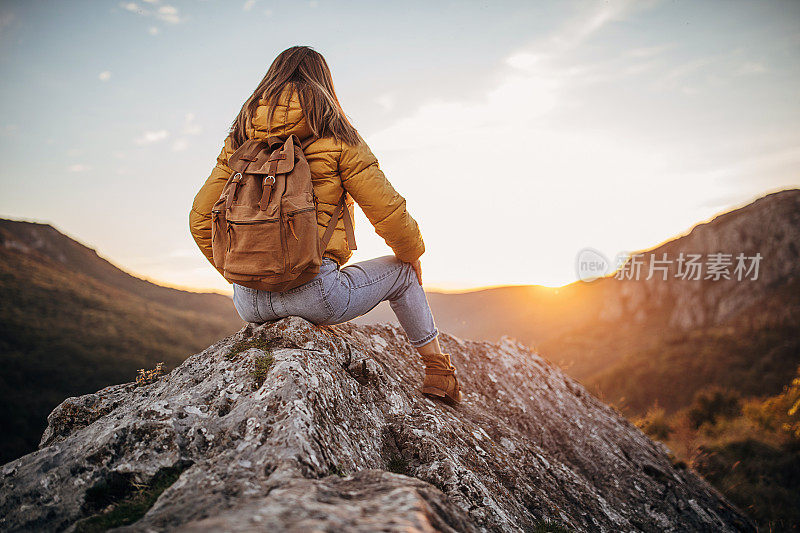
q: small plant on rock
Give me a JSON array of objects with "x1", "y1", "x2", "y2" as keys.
[
  {"x1": 135, "y1": 362, "x2": 164, "y2": 387},
  {"x1": 328, "y1": 463, "x2": 346, "y2": 477},
  {"x1": 250, "y1": 354, "x2": 273, "y2": 390},
  {"x1": 226, "y1": 337, "x2": 272, "y2": 361}
]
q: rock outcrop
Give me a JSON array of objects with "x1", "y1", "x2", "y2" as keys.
[
  {"x1": 0, "y1": 318, "x2": 754, "y2": 532},
  {"x1": 595, "y1": 188, "x2": 800, "y2": 332}
]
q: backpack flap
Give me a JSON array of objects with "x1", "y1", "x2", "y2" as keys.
[
  {"x1": 249, "y1": 135, "x2": 296, "y2": 175},
  {"x1": 247, "y1": 136, "x2": 296, "y2": 212},
  {"x1": 228, "y1": 138, "x2": 266, "y2": 172}
]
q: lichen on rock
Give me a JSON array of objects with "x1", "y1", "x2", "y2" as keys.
[{"x1": 0, "y1": 317, "x2": 754, "y2": 532}]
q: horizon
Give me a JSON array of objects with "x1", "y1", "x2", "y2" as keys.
[
  {"x1": 1, "y1": 1, "x2": 799, "y2": 292},
  {"x1": 3, "y1": 185, "x2": 792, "y2": 295}
]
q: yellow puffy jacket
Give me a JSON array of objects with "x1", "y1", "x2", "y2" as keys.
[{"x1": 189, "y1": 86, "x2": 425, "y2": 280}]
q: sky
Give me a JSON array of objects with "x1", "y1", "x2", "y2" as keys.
[{"x1": 0, "y1": 0, "x2": 798, "y2": 293}]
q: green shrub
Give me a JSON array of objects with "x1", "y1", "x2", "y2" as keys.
[
  {"x1": 635, "y1": 405, "x2": 672, "y2": 440},
  {"x1": 688, "y1": 388, "x2": 742, "y2": 429},
  {"x1": 693, "y1": 439, "x2": 800, "y2": 531}
]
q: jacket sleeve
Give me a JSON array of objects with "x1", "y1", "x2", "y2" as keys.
[
  {"x1": 338, "y1": 135, "x2": 425, "y2": 263},
  {"x1": 189, "y1": 134, "x2": 236, "y2": 278}
]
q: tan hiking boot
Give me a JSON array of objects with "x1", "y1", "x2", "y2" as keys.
[{"x1": 420, "y1": 352, "x2": 463, "y2": 404}]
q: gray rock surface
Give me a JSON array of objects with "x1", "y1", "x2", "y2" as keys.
[{"x1": 0, "y1": 318, "x2": 754, "y2": 532}]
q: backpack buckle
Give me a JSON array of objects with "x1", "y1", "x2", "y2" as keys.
[
  {"x1": 260, "y1": 176, "x2": 276, "y2": 211},
  {"x1": 225, "y1": 173, "x2": 244, "y2": 211}
]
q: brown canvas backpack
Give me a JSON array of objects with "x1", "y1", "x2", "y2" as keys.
[{"x1": 211, "y1": 134, "x2": 356, "y2": 292}]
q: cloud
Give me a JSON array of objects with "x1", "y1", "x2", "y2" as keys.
[
  {"x1": 372, "y1": 2, "x2": 641, "y2": 152},
  {"x1": 504, "y1": 1, "x2": 641, "y2": 74},
  {"x1": 157, "y1": 5, "x2": 180, "y2": 24},
  {"x1": 736, "y1": 61, "x2": 767, "y2": 76},
  {"x1": 243, "y1": 0, "x2": 256, "y2": 11},
  {"x1": 134, "y1": 129, "x2": 169, "y2": 145},
  {"x1": 118, "y1": 1, "x2": 181, "y2": 24},
  {"x1": 656, "y1": 52, "x2": 766, "y2": 93},
  {"x1": 182, "y1": 113, "x2": 202, "y2": 135},
  {"x1": 120, "y1": 2, "x2": 142, "y2": 14},
  {"x1": 170, "y1": 114, "x2": 202, "y2": 151},
  {"x1": 626, "y1": 44, "x2": 673, "y2": 59},
  {"x1": 68, "y1": 164, "x2": 91, "y2": 173},
  {"x1": 98, "y1": 70, "x2": 111, "y2": 82},
  {"x1": 363, "y1": 1, "x2": 676, "y2": 285},
  {"x1": 684, "y1": 146, "x2": 800, "y2": 186},
  {"x1": 148, "y1": 26, "x2": 159, "y2": 35},
  {"x1": 172, "y1": 138, "x2": 189, "y2": 152},
  {"x1": 374, "y1": 93, "x2": 395, "y2": 112},
  {"x1": 660, "y1": 56, "x2": 714, "y2": 91}
]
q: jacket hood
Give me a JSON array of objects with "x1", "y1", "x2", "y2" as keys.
[{"x1": 247, "y1": 85, "x2": 314, "y2": 140}]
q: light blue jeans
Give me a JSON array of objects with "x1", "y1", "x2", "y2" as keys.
[{"x1": 232, "y1": 255, "x2": 439, "y2": 348}]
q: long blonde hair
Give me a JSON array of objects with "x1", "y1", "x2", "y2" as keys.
[{"x1": 229, "y1": 46, "x2": 359, "y2": 149}]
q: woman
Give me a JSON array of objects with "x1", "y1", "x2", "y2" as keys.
[{"x1": 189, "y1": 46, "x2": 462, "y2": 404}]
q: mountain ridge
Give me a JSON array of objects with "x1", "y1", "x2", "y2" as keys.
[
  {"x1": 0, "y1": 218, "x2": 234, "y2": 307},
  {"x1": 0, "y1": 217, "x2": 244, "y2": 464}
]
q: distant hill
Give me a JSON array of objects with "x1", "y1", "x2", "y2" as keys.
[
  {"x1": 358, "y1": 189, "x2": 800, "y2": 415},
  {"x1": 0, "y1": 219, "x2": 243, "y2": 463}
]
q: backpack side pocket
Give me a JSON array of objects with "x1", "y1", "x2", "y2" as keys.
[
  {"x1": 286, "y1": 207, "x2": 321, "y2": 274},
  {"x1": 211, "y1": 208, "x2": 228, "y2": 270}
]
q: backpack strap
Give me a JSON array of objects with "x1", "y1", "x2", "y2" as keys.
[
  {"x1": 300, "y1": 135, "x2": 317, "y2": 151},
  {"x1": 259, "y1": 163, "x2": 277, "y2": 212},
  {"x1": 294, "y1": 135, "x2": 356, "y2": 254},
  {"x1": 319, "y1": 191, "x2": 357, "y2": 255},
  {"x1": 258, "y1": 137, "x2": 294, "y2": 211},
  {"x1": 341, "y1": 193, "x2": 357, "y2": 250},
  {"x1": 266, "y1": 136, "x2": 285, "y2": 149},
  {"x1": 259, "y1": 150, "x2": 284, "y2": 211}
]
